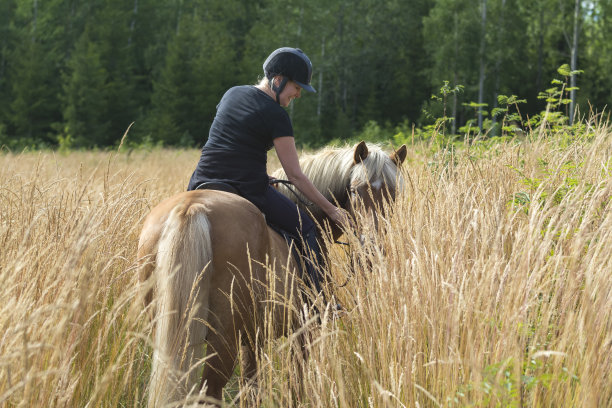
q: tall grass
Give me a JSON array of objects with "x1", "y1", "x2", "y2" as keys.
[{"x1": 1, "y1": 121, "x2": 611, "y2": 407}]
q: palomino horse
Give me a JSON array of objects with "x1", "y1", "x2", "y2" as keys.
[{"x1": 138, "y1": 141, "x2": 406, "y2": 406}]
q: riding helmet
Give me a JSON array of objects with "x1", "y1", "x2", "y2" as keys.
[{"x1": 263, "y1": 47, "x2": 316, "y2": 93}]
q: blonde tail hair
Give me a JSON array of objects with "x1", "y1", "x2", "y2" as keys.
[{"x1": 148, "y1": 203, "x2": 212, "y2": 407}]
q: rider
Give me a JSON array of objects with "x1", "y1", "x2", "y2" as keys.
[{"x1": 187, "y1": 47, "x2": 347, "y2": 295}]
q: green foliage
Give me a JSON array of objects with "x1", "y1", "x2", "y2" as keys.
[
  {"x1": 56, "y1": 125, "x2": 74, "y2": 154},
  {"x1": 352, "y1": 120, "x2": 386, "y2": 143},
  {"x1": 526, "y1": 65, "x2": 584, "y2": 132},
  {"x1": 448, "y1": 356, "x2": 580, "y2": 407},
  {"x1": 62, "y1": 33, "x2": 110, "y2": 148},
  {"x1": 0, "y1": 0, "x2": 610, "y2": 149},
  {"x1": 457, "y1": 94, "x2": 527, "y2": 138},
  {"x1": 507, "y1": 156, "x2": 594, "y2": 218},
  {"x1": 9, "y1": 39, "x2": 61, "y2": 145},
  {"x1": 148, "y1": 2, "x2": 240, "y2": 147},
  {"x1": 494, "y1": 95, "x2": 527, "y2": 136},
  {"x1": 427, "y1": 81, "x2": 465, "y2": 136}
]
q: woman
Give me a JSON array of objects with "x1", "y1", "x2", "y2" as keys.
[{"x1": 187, "y1": 47, "x2": 347, "y2": 293}]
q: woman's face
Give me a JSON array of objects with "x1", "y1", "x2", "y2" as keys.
[{"x1": 278, "y1": 80, "x2": 302, "y2": 107}]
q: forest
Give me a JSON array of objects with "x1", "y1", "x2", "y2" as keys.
[{"x1": 0, "y1": 0, "x2": 611, "y2": 149}]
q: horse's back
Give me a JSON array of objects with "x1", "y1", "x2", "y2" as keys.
[
  {"x1": 138, "y1": 190, "x2": 293, "y2": 292},
  {"x1": 139, "y1": 190, "x2": 263, "y2": 250}
]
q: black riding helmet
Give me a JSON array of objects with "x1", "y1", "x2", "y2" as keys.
[{"x1": 263, "y1": 47, "x2": 316, "y2": 104}]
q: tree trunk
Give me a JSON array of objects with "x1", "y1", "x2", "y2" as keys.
[
  {"x1": 32, "y1": 0, "x2": 38, "y2": 42},
  {"x1": 0, "y1": 37, "x2": 5, "y2": 83},
  {"x1": 477, "y1": 0, "x2": 487, "y2": 132},
  {"x1": 338, "y1": 2, "x2": 347, "y2": 113},
  {"x1": 317, "y1": 37, "x2": 325, "y2": 117},
  {"x1": 452, "y1": 72, "x2": 458, "y2": 135},
  {"x1": 128, "y1": 0, "x2": 139, "y2": 47},
  {"x1": 452, "y1": 9, "x2": 458, "y2": 135},
  {"x1": 536, "y1": 6, "x2": 544, "y2": 92},
  {"x1": 290, "y1": 6, "x2": 304, "y2": 119},
  {"x1": 176, "y1": 0, "x2": 183, "y2": 35},
  {"x1": 492, "y1": 0, "x2": 506, "y2": 134},
  {"x1": 569, "y1": 0, "x2": 580, "y2": 125}
]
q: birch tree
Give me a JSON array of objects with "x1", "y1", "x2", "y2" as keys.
[
  {"x1": 569, "y1": 0, "x2": 581, "y2": 124},
  {"x1": 477, "y1": 0, "x2": 487, "y2": 132}
]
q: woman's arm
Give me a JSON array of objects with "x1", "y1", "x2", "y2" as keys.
[{"x1": 273, "y1": 136, "x2": 347, "y2": 226}]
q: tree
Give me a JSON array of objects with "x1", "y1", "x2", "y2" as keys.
[
  {"x1": 0, "y1": 0, "x2": 16, "y2": 144},
  {"x1": 148, "y1": 0, "x2": 242, "y2": 146},
  {"x1": 9, "y1": 0, "x2": 64, "y2": 146},
  {"x1": 477, "y1": 0, "x2": 487, "y2": 131},
  {"x1": 581, "y1": 0, "x2": 612, "y2": 113},
  {"x1": 423, "y1": 0, "x2": 481, "y2": 131},
  {"x1": 62, "y1": 32, "x2": 110, "y2": 147}
]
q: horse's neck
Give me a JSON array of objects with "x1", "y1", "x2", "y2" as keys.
[{"x1": 303, "y1": 152, "x2": 351, "y2": 210}]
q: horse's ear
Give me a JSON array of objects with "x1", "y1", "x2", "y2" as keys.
[
  {"x1": 354, "y1": 141, "x2": 369, "y2": 163},
  {"x1": 391, "y1": 145, "x2": 407, "y2": 166}
]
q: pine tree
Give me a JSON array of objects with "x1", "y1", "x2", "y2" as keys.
[
  {"x1": 9, "y1": 0, "x2": 63, "y2": 146},
  {"x1": 62, "y1": 31, "x2": 110, "y2": 148},
  {"x1": 149, "y1": 0, "x2": 241, "y2": 146},
  {"x1": 0, "y1": 0, "x2": 16, "y2": 144}
]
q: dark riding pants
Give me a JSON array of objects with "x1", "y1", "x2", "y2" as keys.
[
  {"x1": 262, "y1": 186, "x2": 314, "y2": 238},
  {"x1": 261, "y1": 186, "x2": 323, "y2": 293}
]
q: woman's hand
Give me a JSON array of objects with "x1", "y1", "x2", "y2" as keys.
[
  {"x1": 327, "y1": 206, "x2": 351, "y2": 229},
  {"x1": 274, "y1": 137, "x2": 352, "y2": 229}
]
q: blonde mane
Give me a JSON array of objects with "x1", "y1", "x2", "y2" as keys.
[{"x1": 272, "y1": 143, "x2": 401, "y2": 219}]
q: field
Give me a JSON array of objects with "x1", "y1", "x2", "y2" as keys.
[{"x1": 1, "y1": 122, "x2": 611, "y2": 407}]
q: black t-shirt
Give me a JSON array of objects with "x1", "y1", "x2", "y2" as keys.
[{"x1": 187, "y1": 86, "x2": 293, "y2": 210}]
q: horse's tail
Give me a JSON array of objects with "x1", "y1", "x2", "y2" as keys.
[{"x1": 148, "y1": 202, "x2": 212, "y2": 407}]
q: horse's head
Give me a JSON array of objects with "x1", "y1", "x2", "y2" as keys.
[
  {"x1": 273, "y1": 141, "x2": 407, "y2": 238},
  {"x1": 345, "y1": 141, "x2": 407, "y2": 230}
]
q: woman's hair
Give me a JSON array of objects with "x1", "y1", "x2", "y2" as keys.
[
  {"x1": 255, "y1": 75, "x2": 284, "y2": 88},
  {"x1": 255, "y1": 76, "x2": 269, "y2": 87}
]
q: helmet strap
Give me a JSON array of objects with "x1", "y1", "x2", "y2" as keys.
[{"x1": 268, "y1": 76, "x2": 289, "y2": 104}]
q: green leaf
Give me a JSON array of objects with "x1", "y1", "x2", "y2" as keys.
[
  {"x1": 492, "y1": 107, "x2": 506, "y2": 117},
  {"x1": 558, "y1": 64, "x2": 571, "y2": 76},
  {"x1": 463, "y1": 101, "x2": 488, "y2": 108}
]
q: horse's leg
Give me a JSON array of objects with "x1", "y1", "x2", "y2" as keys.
[
  {"x1": 197, "y1": 278, "x2": 248, "y2": 404},
  {"x1": 137, "y1": 254, "x2": 156, "y2": 308},
  {"x1": 198, "y1": 269, "x2": 265, "y2": 405},
  {"x1": 240, "y1": 343, "x2": 257, "y2": 382},
  {"x1": 199, "y1": 329, "x2": 238, "y2": 403},
  {"x1": 237, "y1": 342, "x2": 258, "y2": 406},
  {"x1": 137, "y1": 235, "x2": 158, "y2": 308}
]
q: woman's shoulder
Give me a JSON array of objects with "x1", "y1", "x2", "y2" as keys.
[
  {"x1": 224, "y1": 85, "x2": 259, "y2": 97},
  {"x1": 219, "y1": 85, "x2": 267, "y2": 105},
  {"x1": 223, "y1": 85, "x2": 284, "y2": 110}
]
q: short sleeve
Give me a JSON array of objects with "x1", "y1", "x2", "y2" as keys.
[{"x1": 268, "y1": 107, "x2": 293, "y2": 139}]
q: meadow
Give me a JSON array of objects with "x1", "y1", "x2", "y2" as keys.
[{"x1": 0, "y1": 120, "x2": 611, "y2": 407}]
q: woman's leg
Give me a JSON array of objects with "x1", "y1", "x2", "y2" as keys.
[
  {"x1": 262, "y1": 186, "x2": 314, "y2": 236},
  {"x1": 262, "y1": 186, "x2": 323, "y2": 293}
]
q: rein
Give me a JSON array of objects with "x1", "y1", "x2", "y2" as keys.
[
  {"x1": 269, "y1": 178, "x2": 313, "y2": 207},
  {"x1": 271, "y1": 178, "x2": 352, "y2": 247}
]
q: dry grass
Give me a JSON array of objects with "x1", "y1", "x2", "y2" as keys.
[{"x1": 0, "y1": 123, "x2": 611, "y2": 407}]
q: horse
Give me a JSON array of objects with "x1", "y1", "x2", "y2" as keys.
[{"x1": 137, "y1": 141, "x2": 407, "y2": 406}]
